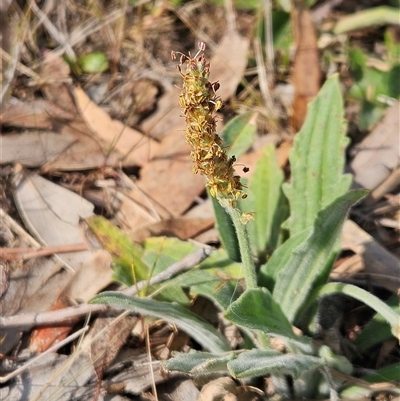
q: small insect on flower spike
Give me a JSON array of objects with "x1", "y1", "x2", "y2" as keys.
[{"x1": 173, "y1": 41, "x2": 248, "y2": 211}]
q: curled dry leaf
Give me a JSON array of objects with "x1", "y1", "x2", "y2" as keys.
[{"x1": 0, "y1": 256, "x2": 71, "y2": 355}]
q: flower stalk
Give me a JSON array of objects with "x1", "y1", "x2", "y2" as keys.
[{"x1": 172, "y1": 42, "x2": 257, "y2": 289}]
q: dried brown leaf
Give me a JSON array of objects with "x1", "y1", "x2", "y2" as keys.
[
  {"x1": 131, "y1": 128, "x2": 205, "y2": 219},
  {"x1": 129, "y1": 217, "x2": 214, "y2": 243},
  {"x1": 349, "y1": 102, "x2": 400, "y2": 192},
  {"x1": 40, "y1": 52, "x2": 76, "y2": 112},
  {"x1": 74, "y1": 87, "x2": 159, "y2": 167},
  {"x1": 13, "y1": 165, "x2": 93, "y2": 272},
  {"x1": 28, "y1": 250, "x2": 112, "y2": 353},
  {"x1": 90, "y1": 315, "x2": 137, "y2": 393},
  {"x1": 0, "y1": 98, "x2": 76, "y2": 129},
  {"x1": 0, "y1": 131, "x2": 75, "y2": 167},
  {"x1": 291, "y1": 0, "x2": 321, "y2": 131},
  {"x1": 341, "y1": 220, "x2": 400, "y2": 292}
]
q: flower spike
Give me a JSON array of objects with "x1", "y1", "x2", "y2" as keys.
[{"x1": 174, "y1": 42, "x2": 247, "y2": 208}]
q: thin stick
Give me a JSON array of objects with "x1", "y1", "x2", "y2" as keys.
[
  {"x1": 0, "y1": 47, "x2": 40, "y2": 81},
  {"x1": 0, "y1": 43, "x2": 20, "y2": 107},
  {"x1": 146, "y1": 324, "x2": 159, "y2": 401},
  {"x1": 263, "y1": 0, "x2": 275, "y2": 77},
  {"x1": 27, "y1": 0, "x2": 76, "y2": 61},
  {"x1": 0, "y1": 243, "x2": 89, "y2": 261},
  {"x1": 0, "y1": 208, "x2": 41, "y2": 249}
]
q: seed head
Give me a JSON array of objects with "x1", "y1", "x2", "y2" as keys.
[{"x1": 175, "y1": 42, "x2": 247, "y2": 208}]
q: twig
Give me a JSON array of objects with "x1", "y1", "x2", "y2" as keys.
[
  {"x1": 0, "y1": 43, "x2": 20, "y2": 107},
  {"x1": 367, "y1": 167, "x2": 400, "y2": 206},
  {"x1": 254, "y1": 37, "x2": 273, "y2": 112},
  {"x1": 263, "y1": 0, "x2": 275, "y2": 76},
  {"x1": 0, "y1": 243, "x2": 89, "y2": 261},
  {"x1": 223, "y1": 0, "x2": 236, "y2": 34},
  {"x1": 0, "y1": 247, "x2": 212, "y2": 329},
  {"x1": 0, "y1": 208, "x2": 41, "y2": 249},
  {"x1": 122, "y1": 246, "x2": 212, "y2": 296},
  {"x1": 0, "y1": 47, "x2": 40, "y2": 81},
  {"x1": 30, "y1": 8, "x2": 126, "y2": 70},
  {"x1": 0, "y1": 326, "x2": 89, "y2": 384},
  {"x1": 145, "y1": 325, "x2": 159, "y2": 401},
  {"x1": 27, "y1": 0, "x2": 76, "y2": 61}
]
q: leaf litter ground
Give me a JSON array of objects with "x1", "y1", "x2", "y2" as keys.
[{"x1": 0, "y1": 1, "x2": 399, "y2": 400}]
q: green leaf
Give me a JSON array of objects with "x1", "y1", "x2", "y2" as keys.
[
  {"x1": 225, "y1": 288, "x2": 295, "y2": 338},
  {"x1": 354, "y1": 294, "x2": 400, "y2": 352},
  {"x1": 89, "y1": 292, "x2": 230, "y2": 353},
  {"x1": 162, "y1": 350, "x2": 235, "y2": 375},
  {"x1": 348, "y1": 47, "x2": 367, "y2": 82},
  {"x1": 139, "y1": 237, "x2": 195, "y2": 304},
  {"x1": 318, "y1": 345, "x2": 352, "y2": 375},
  {"x1": 334, "y1": 6, "x2": 400, "y2": 35},
  {"x1": 259, "y1": 229, "x2": 309, "y2": 290},
  {"x1": 211, "y1": 194, "x2": 241, "y2": 262},
  {"x1": 307, "y1": 282, "x2": 400, "y2": 339},
  {"x1": 283, "y1": 74, "x2": 352, "y2": 236},
  {"x1": 222, "y1": 112, "x2": 257, "y2": 159},
  {"x1": 362, "y1": 363, "x2": 400, "y2": 383},
  {"x1": 247, "y1": 144, "x2": 288, "y2": 260},
  {"x1": 78, "y1": 51, "x2": 109, "y2": 73},
  {"x1": 227, "y1": 349, "x2": 321, "y2": 379},
  {"x1": 385, "y1": 28, "x2": 400, "y2": 65},
  {"x1": 358, "y1": 101, "x2": 386, "y2": 130},
  {"x1": 273, "y1": 189, "x2": 368, "y2": 323},
  {"x1": 86, "y1": 216, "x2": 148, "y2": 285},
  {"x1": 141, "y1": 237, "x2": 197, "y2": 271},
  {"x1": 276, "y1": 0, "x2": 292, "y2": 13},
  {"x1": 340, "y1": 363, "x2": 400, "y2": 399},
  {"x1": 206, "y1": 0, "x2": 261, "y2": 10},
  {"x1": 349, "y1": 65, "x2": 396, "y2": 103},
  {"x1": 168, "y1": 249, "x2": 244, "y2": 310}
]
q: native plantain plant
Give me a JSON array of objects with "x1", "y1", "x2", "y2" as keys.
[{"x1": 90, "y1": 43, "x2": 400, "y2": 399}]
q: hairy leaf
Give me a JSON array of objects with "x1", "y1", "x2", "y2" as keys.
[
  {"x1": 163, "y1": 350, "x2": 235, "y2": 375},
  {"x1": 283, "y1": 74, "x2": 352, "y2": 236},
  {"x1": 273, "y1": 189, "x2": 368, "y2": 323},
  {"x1": 225, "y1": 288, "x2": 294, "y2": 338},
  {"x1": 211, "y1": 194, "x2": 241, "y2": 262},
  {"x1": 247, "y1": 144, "x2": 288, "y2": 260},
  {"x1": 227, "y1": 349, "x2": 321, "y2": 379},
  {"x1": 89, "y1": 292, "x2": 230, "y2": 353}
]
